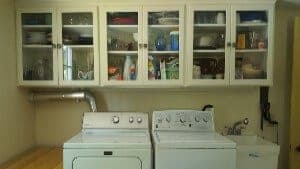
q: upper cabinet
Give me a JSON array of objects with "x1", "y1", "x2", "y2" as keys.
[
  {"x1": 16, "y1": 1, "x2": 275, "y2": 87},
  {"x1": 186, "y1": 2, "x2": 274, "y2": 86},
  {"x1": 100, "y1": 5, "x2": 184, "y2": 86},
  {"x1": 17, "y1": 7, "x2": 99, "y2": 87},
  {"x1": 186, "y1": 4, "x2": 230, "y2": 86}
]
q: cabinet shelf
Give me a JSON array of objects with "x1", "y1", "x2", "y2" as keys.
[
  {"x1": 23, "y1": 25, "x2": 52, "y2": 28},
  {"x1": 63, "y1": 45, "x2": 93, "y2": 48},
  {"x1": 235, "y1": 49, "x2": 268, "y2": 53},
  {"x1": 149, "y1": 25, "x2": 179, "y2": 28},
  {"x1": 237, "y1": 23, "x2": 268, "y2": 27},
  {"x1": 23, "y1": 44, "x2": 52, "y2": 48},
  {"x1": 148, "y1": 51, "x2": 179, "y2": 54},
  {"x1": 108, "y1": 51, "x2": 138, "y2": 54},
  {"x1": 194, "y1": 24, "x2": 226, "y2": 27},
  {"x1": 193, "y1": 49, "x2": 225, "y2": 53},
  {"x1": 63, "y1": 25, "x2": 93, "y2": 28}
]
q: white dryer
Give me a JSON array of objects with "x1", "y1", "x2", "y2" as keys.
[
  {"x1": 152, "y1": 110, "x2": 236, "y2": 169},
  {"x1": 64, "y1": 112, "x2": 152, "y2": 169}
]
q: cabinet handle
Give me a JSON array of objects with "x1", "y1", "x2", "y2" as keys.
[
  {"x1": 143, "y1": 44, "x2": 148, "y2": 48},
  {"x1": 232, "y1": 42, "x2": 236, "y2": 48},
  {"x1": 52, "y1": 44, "x2": 57, "y2": 49},
  {"x1": 57, "y1": 44, "x2": 62, "y2": 49}
]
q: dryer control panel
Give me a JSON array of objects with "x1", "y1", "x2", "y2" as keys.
[
  {"x1": 82, "y1": 112, "x2": 148, "y2": 129},
  {"x1": 152, "y1": 110, "x2": 215, "y2": 132}
]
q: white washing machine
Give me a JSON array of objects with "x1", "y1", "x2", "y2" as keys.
[
  {"x1": 152, "y1": 110, "x2": 236, "y2": 169},
  {"x1": 63, "y1": 112, "x2": 152, "y2": 169}
]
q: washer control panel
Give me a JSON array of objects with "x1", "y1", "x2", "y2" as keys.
[
  {"x1": 152, "y1": 110, "x2": 214, "y2": 132},
  {"x1": 83, "y1": 112, "x2": 148, "y2": 129}
]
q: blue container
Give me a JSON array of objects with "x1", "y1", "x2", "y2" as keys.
[
  {"x1": 170, "y1": 31, "x2": 179, "y2": 51},
  {"x1": 155, "y1": 34, "x2": 166, "y2": 51}
]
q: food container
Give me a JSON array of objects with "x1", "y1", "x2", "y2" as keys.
[
  {"x1": 158, "y1": 18, "x2": 179, "y2": 25},
  {"x1": 170, "y1": 31, "x2": 179, "y2": 51},
  {"x1": 26, "y1": 32, "x2": 46, "y2": 44}
]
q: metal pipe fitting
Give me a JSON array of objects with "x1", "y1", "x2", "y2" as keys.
[{"x1": 29, "y1": 91, "x2": 98, "y2": 112}]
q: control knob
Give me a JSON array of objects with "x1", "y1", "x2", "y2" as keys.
[
  {"x1": 166, "y1": 115, "x2": 171, "y2": 123},
  {"x1": 180, "y1": 116, "x2": 186, "y2": 123},
  {"x1": 137, "y1": 117, "x2": 143, "y2": 123},
  {"x1": 112, "y1": 116, "x2": 120, "y2": 124},
  {"x1": 202, "y1": 117, "x2": 209, "y2": 123},
  {"x1": 195, "y1": 116, "x2": 200, "y2": 123},
  {"x1": 129, "y1": 117, "x2": 134, "y2": 123}
]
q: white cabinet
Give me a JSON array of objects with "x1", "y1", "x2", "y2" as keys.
[
  {"x1": 100, "y1": 5, "x2": 184, "y2": 86},
  {"x1": 17, "y1": 7, "x2": 99, "y2": 87},
  {"x1": 186, "y1": 1, "x2": 274, "y2": 86}
]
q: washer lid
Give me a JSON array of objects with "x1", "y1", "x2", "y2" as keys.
[
  {"x1": 64, "y1": 130, "x2": 151, "y2": 149},
  {"x1": 153, "y1": 131, "x2": 236, "y2": 149}
]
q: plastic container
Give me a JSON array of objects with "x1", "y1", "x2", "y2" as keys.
[{"x1": 170, "y1": 31, "x2": 179, "y2": 51}]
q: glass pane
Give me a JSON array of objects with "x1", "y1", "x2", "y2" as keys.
[
  {"x1": 235, "y1": 10, "x2": 268, "y2": 80},
  {"x1": 148, "y1": 11, "x2": 179, "y2": 25},
  {"x1": 193, "y1": 11, "x2": 226, "y2": 80},
  {"x1": 22, "y1": 13, "x2": 52, "y2": 45},
  {"x1": 107, "y1": 12, "x2": 139, "y2": 81},
  {"x1": 107, "y1": 12, "x2": 138, "y2": 25},
  {"x1": 108, "y1": 54, "x2": 138, "y2": 81},
  {"x1": 21, "y1": 13, "x2": 53, "y2": 81},
  {"x1": 62, "y1": 13, "x2": 93, "y2": 45},
  {"x1": 147, "y1": 11, "x2": 180, "y2": 81},
  {"x1": 22, "y1": 48, "x2": 53, "y2": 80},
  {"x1": 148, "y1": 55, "x2": 179, "y2": 80},
  {"x1": 193, "y1": 53, "x2": 225, "y2": 79},
  {"x1": 63, "y1": 47, "x2": 94, "y2": 81}
]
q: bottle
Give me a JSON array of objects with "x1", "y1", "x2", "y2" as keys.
[
  {"x1": 148, "y1": 55, "x2": 155, "y2": 80},
  {"x1": 123, "y1": 55, "x2": 132, "y2": 80},
  {"x1": 170, "y1": 31, "x2": 179, "y2": 51},
  {"x1": 160, "y1": 59, "x2": 166, "y2": 80}
]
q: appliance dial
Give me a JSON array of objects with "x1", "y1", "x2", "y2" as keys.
[
  {"x1": 166, "y1": 115, "x2": 171, "y2": 123},
  {"x1": 180, "y1": 116, "x2": 186, "y2": 123},
  {"x1": 195, "y1": 116, "x2": 200, "y2": 123},
  {"x1": 202, "y1": 117, "x2": 209, "y2": 123},
  {"x1": 137, "y1": 117, "x2": 143, "y2": 123},
  {"x1": 112, "y1": 116, "x2": 120, "y2": 124},
  {"x1": 129, "y1": 117, "x2": 134, "y2": 123}
]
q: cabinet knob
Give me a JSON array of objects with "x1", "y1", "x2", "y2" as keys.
[
  {"x1": 227, "y1": 42, "x2": 231, "y2": 47},
  {"x1": 232, "y1": 42, "x2": 236, "y2": 48},
  {"x1": 139, "y1": 43, "x2": 143, "y2": 49},
  {"x1": 57, "y1": 44, "x2": 62, "y2": 49},
  {"x1": 52, "y1": 44, "x2": 57, "y2": 49},
  {"x1": 143, "y1": 44, "x2": 148, "y2": 48}
]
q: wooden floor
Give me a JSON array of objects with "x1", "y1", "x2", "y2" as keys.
[{"x1": 0, "y1": 147, "x2": 62, "y2": 169}]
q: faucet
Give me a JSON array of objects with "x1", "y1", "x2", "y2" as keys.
[{"x1": 226, "y1": 118, "x2": 249, "y2": 135}]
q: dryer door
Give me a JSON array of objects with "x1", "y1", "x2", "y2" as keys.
[{"x1": 73, "y1": 157, "x2": 142, "y2": 169}]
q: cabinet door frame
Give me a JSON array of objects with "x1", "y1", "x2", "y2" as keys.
[
  {"x1": 142, "y1": 5, "x2": 185, "y2": 86},
  {"x1": 230, "y1": 4, "x2": 274, "y2": 86},
  {"x1": 99, "y1": 5, "x2": 144, "y2": 86},
  {"x1": 57, "y1": 7, "x2": 100, "y2": 87},
  {"x1": 185, "y1": 3, "x2": 231, "y2": 86},
  {"x1": 16, "y1": 9, "x2": 59, "y2": 86}
]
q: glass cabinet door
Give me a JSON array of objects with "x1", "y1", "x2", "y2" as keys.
[
  {"x1": 145, "y1": 8, "x2": 183, "y2": 84},
  {"x1": 102, "y1": 7, "x2": 142, "y2": 85},
  {"x1": 231, "y1": 6, "x2": 273, "y2": 85},
  {"x1": 19, "y1": 12, "x2": 57, "y2": 85},
  {"x1": 59, "y1": 9, "x2": 99, "y2": 85},
  {"x1": 186, "y1": 5, "x2": 230, "y2": 86}
]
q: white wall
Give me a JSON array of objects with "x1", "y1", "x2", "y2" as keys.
[{"x1": 0, "y1": 0, "x2": 35, "y2": 165}]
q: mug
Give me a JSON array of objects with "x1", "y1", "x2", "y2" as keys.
[{"x1": 216, "y1": 12, "x2": 225, "y2": 24}]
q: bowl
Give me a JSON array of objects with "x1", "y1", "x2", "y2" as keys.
[
  {"x1": 242, "y1": 64, "x2": 264, "y2": 79},
  {"x1": 26, "y1": 32, "x2": 46, "y2": 44},
  {"x1": 158, "y1": 18, "x2": 179, "y2": 25}
]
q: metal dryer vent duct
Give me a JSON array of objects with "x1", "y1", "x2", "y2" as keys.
[{"x1": 29, "y1": 91, "x2": 97, "y2": 112}]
